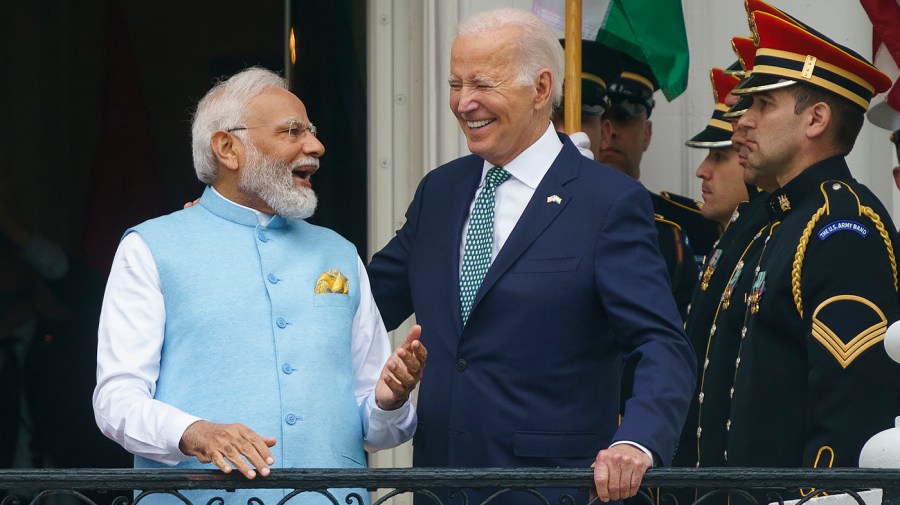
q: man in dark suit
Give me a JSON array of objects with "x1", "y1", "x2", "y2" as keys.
[{"x1": 368, "y1": 7, "x2": 696, "y2": 504}]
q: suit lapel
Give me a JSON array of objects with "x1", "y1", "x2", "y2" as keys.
[{"x1": 471, "y1": 139, "x2": 581, "y2": 311}]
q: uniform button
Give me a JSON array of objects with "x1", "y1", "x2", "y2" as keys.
[
  {"x1": 258, "y1": 231, "x2": 269, "y2": 242},
  {"x1": 686, "y1": 303, "x2": 692, "y2": 315},
  {"x1": 741, "y1": 327, "x2": 747, "y2": 338},
  {"x1": 456, "y1": 359, "x2": 467, "y2": 371},
  {"x1": 267, "y1": 273, "x2": 279, "y2": 284},
  {"x1": 696, "y1": 427, "x2": 702, "y2": 438},
  {"x1": 276, "y1": 317, "x2": 287, "y2": 328},
  {"x1": 285, "y1": 414, "x2": 297, "y2": 425},
  {"x1": 735, "y1": 357, "x2": 741, "y2": 368},
  {"x1": 704, "y1": 358, "x2": 709, "y2": 370},
  {"x1": 724, "y1": 450, "x2": 728, "y2": 461},
  {"x1": 698, "y1": 392, "x2": 704, "y2": 404},
  {"x1": 709, "y1": 324, "x2": 716, "y2": 336},
  {"x1": 729, "y1": 387, "x2": 735, "y2": 398},
  {"x1": 726, "y1": 420, "x2": 731, "y2": 431},
  {"x1": 282, "y1": 363, "x2": 294, "y2": 374}
]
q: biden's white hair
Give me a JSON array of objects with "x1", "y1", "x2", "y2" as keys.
[{"x1": 457, "y1": 8, "x2": 564, "y2": 109}]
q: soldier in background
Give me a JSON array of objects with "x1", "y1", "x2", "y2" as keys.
[
  {"x1": 674, "y1": 60, "x2": 780, "y2": 476},
  {"x1": 552, "y1": 40, "x2": 698, "y2": 318},
  {"x1": 598, "y1": 50, "x2": 721, "y2": 264}
]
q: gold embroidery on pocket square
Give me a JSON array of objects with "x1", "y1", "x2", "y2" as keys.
[{"x1": 315, "y1": 269, "x2": 349, "y2": 294}]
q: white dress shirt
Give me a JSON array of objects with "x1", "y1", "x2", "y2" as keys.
[
  {"x1": 458, "y1": 124, "x2": 654, "y2": 464},
  {"x1": 93, "y1": 189, "x2": 415, "y2": 466},
  {"x1": 459, "y1": 123, "x2": 563, "y2": 268}
]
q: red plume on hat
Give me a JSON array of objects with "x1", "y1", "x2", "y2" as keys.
[
  {"x1": 731, "y1": 37, "x2": 757, "y2": 74},
  {"x1": 712, "y1": 68, "x2": 742, "y2": 105}
]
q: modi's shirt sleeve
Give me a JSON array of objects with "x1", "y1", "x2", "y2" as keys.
[
  {"x1": 352, "y1": 256, "x2": 417, "y2": 451},
  {"x1": 92, "y1": 232, "x2": 200, "y2": 465}
]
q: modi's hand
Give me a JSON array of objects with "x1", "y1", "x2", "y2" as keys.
[
  {"x1": 375, "y1": 324, "x2": 427, "y2": 410},
  {"x1": 179, "y1": 420, "x2": 276, "y2": 479},
  {"x1": 183, "y1": 198, "x2": 200, "y2": 209},
  {"x1": 591, "y1": 444, "x2": 652, "y2": 502}
]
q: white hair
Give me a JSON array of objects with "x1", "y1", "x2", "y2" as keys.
[
  {"x1": 457, "y1": 8, "x2": 564, "y2": 109},
  {"x1": 190, "y1": 67, "x2": 288, "y2": 184}
]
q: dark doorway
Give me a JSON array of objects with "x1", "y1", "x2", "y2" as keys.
[{"x1": 0, "y1": 0, "x2": 367, "y2": 474}]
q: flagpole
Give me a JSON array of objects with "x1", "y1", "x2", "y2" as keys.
[{"x1": 564, "y1": 0, "x2": 582, "y2": 134}]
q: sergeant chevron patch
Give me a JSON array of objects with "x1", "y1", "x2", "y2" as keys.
[{"x1": 811, "y1": 295, "x2": 887, "y2": 368}]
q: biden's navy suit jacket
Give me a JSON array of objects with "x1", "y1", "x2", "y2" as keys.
[{"x1": 368, "y1": 134, "x2": 696, "y2": 473}]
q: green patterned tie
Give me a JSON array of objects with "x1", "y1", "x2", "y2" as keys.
[{"x1": 460, "y1": 166, "x2": 511, "y2": 326}]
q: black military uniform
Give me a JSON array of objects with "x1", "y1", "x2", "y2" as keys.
[
  {"x1": 673, "y1": 63, "x2": 762, "y2": 470},
  {"x1": 653, "y1": 212, "x2": 698, "y2": 318},
  {"x1": 694, "y1": 8, "x2": 900, "y2": 482},
  {"x1": 651, "y1": 192, "x2": 720, "y2": 262},
  {"x1": 674, "y1": 186, "x2": 770, "y2": 469},
  {"x1": 716, "y1": 158, "x2": 900, "y2": 468}
]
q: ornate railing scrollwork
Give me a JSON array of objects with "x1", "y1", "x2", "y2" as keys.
[{"x1": 1, "y1": 468, "x2": 899, "y2": 505}]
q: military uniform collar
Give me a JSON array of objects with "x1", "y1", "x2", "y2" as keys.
[
  {"x1": 747, "y1": 184, "x2": 768, "y2": 202},
  {"x1": 765, "y1": 155, "x2": 851, "y2": 221}
]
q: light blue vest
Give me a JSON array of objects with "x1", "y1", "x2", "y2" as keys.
[{"x1": 130, "y1": 187, "x2": 367, "y2": 505}]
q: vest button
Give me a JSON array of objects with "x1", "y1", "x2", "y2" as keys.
[
  {"x1": 285, "y1": 414, "x2": 297, "y2": 425},
  {"x1": 258, "y1": 231, "x2": 269, "y2": 242},
  {"x1": 456, "y1": 359, "x2": 467, "y2": 371},
  {"x1": 282, "y1": 363, "x2": 293, "y2": 374},
  {"x1": 267, "y1": 273, "x2": 278, "y2": 284},
  {"x1": 276, "y1": 318, "x2": 287, "y2": 328}
]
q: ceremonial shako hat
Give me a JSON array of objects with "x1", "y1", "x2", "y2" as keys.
[
  {"x1": 606, "y1": 49, "x2": 659, "y2": 118},
  {"x1": 687, "y1": 68, "x2": 742, "y2": 148},
  {"x1": 731, "y1": 11, "x2": 891, "y2": 112},
  {"x1": 723, "y1": 37, "x2": 759, "y2": 119},
  {"x1": 558, "y1": 39, "x2": 623, "y2": 117}
]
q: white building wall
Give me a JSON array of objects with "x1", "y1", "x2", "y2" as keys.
[{"x1": 364, "y1": 0, "x2": 898, "y2": 489}]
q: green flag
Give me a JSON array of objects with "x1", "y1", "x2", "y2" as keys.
[{"x1": 533, "y1": 0, "x2": 690, "y2": 101}]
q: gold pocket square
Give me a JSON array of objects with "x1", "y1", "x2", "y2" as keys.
[{"x1": 315, "y1": 269, "x2": 349, "y2": 294}]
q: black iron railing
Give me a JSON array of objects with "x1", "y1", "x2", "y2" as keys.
[{"x1": 1, "y1": 468, "x2": 899, "y2": 505}]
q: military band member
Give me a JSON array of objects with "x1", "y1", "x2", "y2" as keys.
[
  {"x1": 673, "y1": 65, "x2": 778, "y2": 472},
  {"x1": 698, "y1": 9, "x2": 900, "y2": 485},
  {"x1": 597, "y1": 51, "x2": 722, "y2": 265}
]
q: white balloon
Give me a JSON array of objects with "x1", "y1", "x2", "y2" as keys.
[{"x1": 884, "y1": 321, "x2": 900, "y2": 364}]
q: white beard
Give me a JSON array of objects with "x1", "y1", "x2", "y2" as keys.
[{"x1": 239, "y1": 144, "x2": 319, "y2": 220}]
